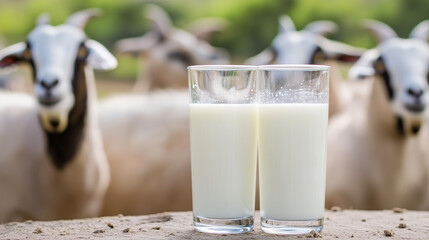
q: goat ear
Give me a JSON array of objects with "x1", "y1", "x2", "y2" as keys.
[
  {"x1": 322, "y1": 39, "x2": 365, "y2": 63},
  {"x1": 363, "y1": 20, "x2": 397, "y2": 43},
  {"x1": 145, "y1": 4, "x2": 171, "y2": 39},
  {"x1": 410, "y1": 20, "x2": 429, "y2": 40},
  {"x1": 186, "y1": 18, "x2": 228, "y2": 41},
  {"x1": 66, "y1": 9, "x2": 101, "y2": 29},
  {"x1": 348, "y1": 49, "x2": 379, "y2": 80},
  {"x1": 114, "y1": 32, "x2": 159, "y2": 56},
  {"x1": 304, "y1": 20, "x2": 338, "y2": 36},
  {"x1": 244, "y1": 47, "x2": 276, "y2": 65},
  {"x1": 85, "y1": 40, "x2": 117, "y2": 71},
  {"x1": 0, "y1": 42, "x2": 27, "y2": 68},
  {"x1": 279, "y1": 15, "x2": 296, "y2": 33}
]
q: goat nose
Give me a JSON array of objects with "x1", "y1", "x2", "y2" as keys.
[
  {"x1": 407, "y1": 87, "x2": 424, "y2": 98},
  {"x1": 39, "y1": 79, "x2": 59, "y2": 90}
]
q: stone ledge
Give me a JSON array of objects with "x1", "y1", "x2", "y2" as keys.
[{"x1": 1, "y1": 210, "x2": 428, "y2": 239}]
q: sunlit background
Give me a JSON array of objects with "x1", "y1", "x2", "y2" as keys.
[{"x1": 1, "y1": 0, "x2": 428, "y2": 96}]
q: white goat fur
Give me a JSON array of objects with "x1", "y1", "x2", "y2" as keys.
[
  {"x1": 115, "y1": 4, "x2": 229, "y2": 92},
  {"x1": 99, "y1": 91, "x2": 191, "y2": 215},
  {"x1": 0, "y1": 10, "x2": 116, "y2": 222},
  {"x1": 245, "y1": 15, "x2": 364, "y2": 116},
  {"x1": 0, "y1": 84, "x2": 108, "y2": 221},
  {"x1": 326, "y1": 20, "x2": 429, "y2": 210}
]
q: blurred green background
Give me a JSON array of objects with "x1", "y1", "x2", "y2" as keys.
[{"x1": 0, "y1": 0, "x2": 428, "y2": 82}]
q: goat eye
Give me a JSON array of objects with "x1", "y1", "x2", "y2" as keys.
[
  {"x1": 313, "y1": 52, "x2": 325, "y2": 63},
  {"x1": 374, "y1": 59, "x2": 386, "y2": 74},
  {"x1": 23, "y1": 48, "x2": 32, "y2": 60},
  {"x1": 311, "y1": 48, "x2": 325, "y2": 64},
  {"x1": 77, "y1": 46, "x2": 88, "y2": 59},
  {"x1": 167, "y1": 51, "x2": 191, "y2": 65}
]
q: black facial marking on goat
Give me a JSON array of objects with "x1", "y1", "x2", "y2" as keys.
[
  {"x1": 45, "y1": 42, "x2": 88, "y2": 170},
  {"x1": 412, "y1": 125, "x2": 421, "y2": 134},
  {"x1": 310, "y1": 47, "x2": 326, "y2": 64},
  {"x1": 396, "y1": 116, "x2": 405, "y2": 136},
  {"x1": 167, "y1": 50, "x2": 192, "y2": 66},
  {"x1": 269, "y1": 46, "x2": 278, "y2": 63},
  {"x1": 156, "y1": 32, "x2": 166, "y2": 43},
  {"x1": 427, "y1": 71, "x2": 429, "y2": 85},
  {"x1": 25, "y1": 42, "x2": 37, "y2": 82},
  {"x1": 374, "y1": 57, "x2": 394, "y2": 100}
]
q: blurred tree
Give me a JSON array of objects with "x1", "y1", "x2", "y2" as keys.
[{"x1": 0, "y1": 0, "x2": 428, "y2": 77}]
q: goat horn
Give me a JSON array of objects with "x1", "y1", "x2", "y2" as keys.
[
  {"x1": 362, "y1": 19, "x2": 397, "y2": 43},
  {"x1": 145, "y1": 4, "x2": 172, "y2": 37},
  {"x1": 186, "y1": 18, "x2": 228, "y2": 40},
  {"x1": 66, "y1": 9, "x2": 101, "y2": 29},
  {"x1": 304, "y1": 20, "x2": 338, "y2": 36},
  {"x1": 279, "y1": 15, "x2": 296, "y2": 33},
  {"x1": 114, "y1": 32, "x2": 159, "y2": 55},
  {"x1": 410, "y1": 20, "x2": 429, "y2": 40},
  {"x1": 36, "y1": 13, "x2": 50, "y2": 26}
]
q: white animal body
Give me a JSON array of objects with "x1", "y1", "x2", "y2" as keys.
[
  {"x1": 99, "y1": 91, "x2": 191, "y2": 216},
  {"x1": 0, "y1": 10, "x2": 117, "y2": 222}
]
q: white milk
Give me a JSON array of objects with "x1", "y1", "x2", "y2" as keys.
[
  {"x1": 258, "y1": 103, "x2": 328, "y2": 221},
  {"x1": 190, "y1": 104, "x2": 258, "y2": 219}
]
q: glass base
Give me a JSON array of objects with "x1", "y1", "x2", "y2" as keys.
[
  {"x1": 193, "y1": 215, "x2": 254, "y2": 234},
  {"x1": 261, "y1": 217, "x2": 323, "y2": 235}
]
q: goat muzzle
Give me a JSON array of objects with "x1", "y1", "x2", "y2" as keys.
[
  {"x1": 38, "y1": 96, "x2": 62, "y2": 106},
  {"x1": 404, "y1": 102, "x2": 426, "y2": 113}
]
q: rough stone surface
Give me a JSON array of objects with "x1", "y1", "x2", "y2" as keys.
[{"x1": 1, "y1": 210, "x2": 429, "y2": 239}]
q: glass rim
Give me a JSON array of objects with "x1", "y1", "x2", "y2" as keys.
[
  {"x1": 258, "y1": 64, "x2": 330, "y2": 71},
  {"x1": 187, "y1": 65, "x2": 257, "y2": 71}
]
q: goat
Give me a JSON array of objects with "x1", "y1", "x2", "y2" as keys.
[
  {"x1": 115, "y1": 4, "x2": 229, "y2": 92},
  {"x1": 99, "y1": 90, "x2": 191, "y2": 216},
  {"x1": 245, "y1": 15, "x2": 364, "y2": 116},
  {"x1": 326, "y1": 20, "x2": 429, "y2": 210},
  {"x1": 0, "y1": 10, "x2": 117, "y2": 222}
]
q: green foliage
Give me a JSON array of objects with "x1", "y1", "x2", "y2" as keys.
[{"x1": 0, "y1": 0, "x2": 428, "y2": 77}]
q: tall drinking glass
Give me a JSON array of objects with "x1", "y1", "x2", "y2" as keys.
[
  {"x1": 258, "y1": 65, "x2": 330, "y2": 235},
  {"x1": 188, "y1": 65, "x2": 258, "y2": 234}
]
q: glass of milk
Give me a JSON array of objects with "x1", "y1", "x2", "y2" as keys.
[
  {"x1": 258, "y1": 65, "x2": 330, "y2": 235},
  {"x1": 188, "y1": 65, "x2": 258, "y2": 234}
]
